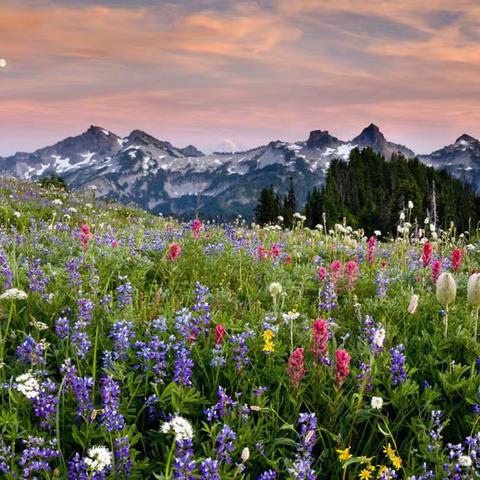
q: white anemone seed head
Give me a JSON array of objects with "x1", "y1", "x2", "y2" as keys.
[
  {"x1": 467, "y1": 273, "x2": 480, "y2": 308},
  {"x1": 241, "y1": 447, "x2": 250, "y2": 462},
  {"x1": 436, "y1": 272, "x2": 457, "y2": 307},
  {"x1": 268, "y1": 282, "x2": 283, "y2": 297}
]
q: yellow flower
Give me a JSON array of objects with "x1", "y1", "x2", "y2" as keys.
[
  {"x1": 383, "y1": 443, "x2": 402, "y2": 469},
  {"x1": 391, "y1": 455, "x2": 402, "y2": 469},
  {"x1": 383, "y1": 443, "x2": 395, "y2": 459},
  {"x1": 336, "y1": 447, "x2": 352, "y2": 462},
  {"x1": 358, "y1": 465, "x2": 375, "y2": 479},
  {"x1": 262, "y1": 329, "x2": 275, "y2": 353}
]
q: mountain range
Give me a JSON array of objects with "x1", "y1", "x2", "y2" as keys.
[{"x1": 0, "y1": 123, "x2": 479, "y2": 218}]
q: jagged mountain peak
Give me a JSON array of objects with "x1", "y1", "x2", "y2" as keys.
[
  {"x1": 352, "y1": 123, "x2": 385, "y2": 145},
  {"x1": 455, "y1": 133, "x2": 478, "y2": 145},
  {"x1": 306, "y1": 130, "x2": 341, "y2": 149}
]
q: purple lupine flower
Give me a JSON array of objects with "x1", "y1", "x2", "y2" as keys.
[
  {"x1": 173, "y1": 342, "x2": 194, "y2": 387},
  {"x1": 288, "y1": 413, "x2": 317, "y2": 480},
  {"x1": 210, "y1": 343, "x2": 226, "y2": 367},
  {"x1": 199, "y1": 457, "x2": 220, "y2": 480},
  {"x1": 71, "y1": 298, "x2": 95, "y2": 359},
  {"x1": 230, "y1": 331, "x2": 254, "y2": 370},
  {"x1": 173, "y1": 439, "x2": 195, "y2": 480},
  {"x1": 33, "y1": 378, "x2": 58, "y2": 430},
  {"x1": 190, "y1": 281, "x2": 211, "y2": 335},
  {"x1": 134, "y1": 336, "x2": 169, "y2": 382},
  {"x1": 390, "y1": 344, "x2": 407, "y2": 386},
  {"x1": 19, "y1": 436, "x2": 60, "y2": 479},
  {"x1": 27, "y1": 258, "x2": 50, "y2": 295},
  {"x1": 99, "y1": 376, "x2": 125, "y2": 432},
  {"x1": 378, "y1": 467, "x2": 398, "y2": 479},
  {"x1": 375, "y1": 269, "x2": 389, "y2": 299},
  {"x1": 110, "y1": 319, "x2": 135, "y2": 360},
  {"x1": 55, "y1": 316, "x2": 70, "y2": 340},
  {"x1": 145, "y1": 394, "x2": 159, "y2": 421},
  {"x1": 114, "y1": 436, "x2": 132, "y2": 477},
  {"x1": 65, "y1": 257, "x2": 83, "y2": 289},
  {"x1": 61, "y1": 359, "x2": 94, "y2": 418},
  {"x1": 116, "y1": 280, "x2": 133, "y2": 309},
  {"x1": 0, "y1": 250, "x2": 13, "y2": 289},
  {"x1": 318, "y1": 282, "x2": 337, "y2": 311},
  {"x1": 16, "y1": 335, "x2": 46, "y2": 366},
  {"x1": 257, "y1": 470, "x2": 277, "y2": 480},
  {"x1": 363, "y1": 315, "x2": 385, "y2": 358},
  {"x1": 216, "y1": 424, "x2": 236, "y2": 464},
  {"x1": 356, "y1": 362, "x2": 373, "y2": 391},
  {"x1": 253, "y1": 386, "x2": 268, "y2": 397},
  {"x1": 175, "y1": 308, "x2": 195, "y2": 342},
  {"x1": 298, "y1": 413, "x2": 317, "y2": 454},
  {"x1": 0, "y1": 438, "x2": 12, "y2": 474},
  {"x1": 204, "y1": 386, "x2": 237, "y2": 422},
  {"x1": 68, "y1": 452, "x2": 89, "y2": 479}
]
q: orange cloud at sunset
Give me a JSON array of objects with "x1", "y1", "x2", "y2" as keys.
[{"x1": 1, "y1": 0, "x2": 480, "y2": 155}]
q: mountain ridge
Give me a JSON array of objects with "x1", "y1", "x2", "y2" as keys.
[{"x1": 1, "y1": 124, "x2": 479, "y2": 218}]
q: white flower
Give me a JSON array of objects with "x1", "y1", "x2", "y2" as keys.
[
  {"x1": 429, "y1": 223, "x2": 436, "y2": 232},
  {"x1": 277, "y1": 216, "x2": 284, "y2": 222},
  {"x1": 374, "y1": 230, "x2": 381, "y2": 236},
  {"x1": 13, "y1": 211, "x2": 21, "y2": 218},
  {"x1": 372, "y1": 327, "x2": 385, "y2": 348},
  {"x1": 52, "y1": 199, "x2": 63, "y2": 206},
  {"x1": 408, "y1": 201, "x2": 414, "y2": 209},
  {"x1": 436, "y1": 272, "x2": 457, "y2": 307},
  {"x1": 68, "y1": 207, "x2": 78, "y2": 213},
  {"x1": 458, "y1": 455, "x2": 472, "y2": 468},
  {"x1": 424, "y1": 217, "x2": 429, "y2": 225},
  {"x1": 371, "y1": 396, "x2": 383, "y2": 410},
  {"x1": 408, "y1": 294, "x2": 419, "y2": 314},
  {"x1": 241, "y1": 447, "x2": 250, "y2": 462},
  {"x1": 282, "y1": 311, "x2": 300, "y2": 323},
  {"x1": 293, "y1": 212, "x2": 302, "y2": 219},
  {"x1": 85, "y1": 446, "x2": 112, "y2": 472},
  {"x1": 467, "y1": 273, "x2": 480, "y2": 308},
  {"x1": 15, "y1": 372, "x2": 40, "y2": 399},
  {"x1": 268, "y1": 282, "x2": 283, "y2": 297},
  {"x1": 0, "y1": 288, "x2": 28, "y2": 300},
  {"x1": 161, "y1": 415, "x2": 194, "y2": 441},
  {"x1": 399, "y1": 212, "x2": 405, "y2": 221}
]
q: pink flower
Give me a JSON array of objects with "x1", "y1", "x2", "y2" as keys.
[
  {"x1": 422, "y1": 242, "x2": 433, "y2": 267},
  {"x1": 257, "y1": 245, "x2": 267, "y2": 260},
  {"x1": 431, "y1": 260, "x2": 442, "y2": 284},
  {"x1": 79, "y1": 224, "x2": 93, "y2": 251},
  {"x1": 287, "y1": 347, "x2": 306, "y2": 387},
  {"x1": 311, "y1": 319, "x2": 329, "y2": 362},
  {"x1": 167, "y1": 242, "x2": 182, "y2": 261},
  {"x1": 192, "y1": 219, "x2": 202, "y2": 239},
  {"x1": 367, "y1": 236, "x2": 376, "y2": 264},
  {"x1": 270, "y1": 244, "x2": 281, "y2": 258},
  {"x1": 112, "y1": 239, "x2": 119, "y2": 249},
  {"x1": 317, "y1": 266, "x2": 327, "y2": 282},
  {"x1": 344, "y1": 260, "x2": 359, "y2": 290},
  {"x1": 452, "y1": 248, "x2": 462, "y2": 272},
  {"x1": 214, "y1": 324, "x2": 226, "y2": 344},
  {"x1": 334, "y1": 349, "x2": 351, "y2": 386},
  {"x1": 329, "y1": 260, "x2": 343, "y2": 283}
]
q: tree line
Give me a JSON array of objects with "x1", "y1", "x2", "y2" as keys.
[{"x1": 255, "y1": 147, "x2": 480, "y2": 234}]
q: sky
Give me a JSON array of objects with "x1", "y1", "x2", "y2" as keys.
[{"x1": 1, "y1": 0, "x2": 480, "y2": 156}]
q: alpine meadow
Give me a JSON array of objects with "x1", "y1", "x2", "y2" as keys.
[{"x1": 2, "y1": 1, "x2": 480, "y2": 479}]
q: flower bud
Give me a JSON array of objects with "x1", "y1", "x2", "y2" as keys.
[
  {"x1": 268, "y1": 282, "x2": 282, "y2": 297},
  {"x1": 436, "y1": 272, "x2": 457, "y2": 307},
  {"x1": 241, "y1": 447, "x2": 250, "y2": 462}
]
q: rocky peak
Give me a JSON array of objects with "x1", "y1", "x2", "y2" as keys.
[
  {"x1": 455, "y1": 134, "x2": 478, "y2": 145},
  {"x1": 306, "y1": 130, "x2": 340, "y2": 149},
  {"x1": 352, "y1": 123, "x2": 386, "y2": 146}
]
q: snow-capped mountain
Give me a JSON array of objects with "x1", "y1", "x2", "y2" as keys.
[
  {"x1": 0, "y1": 123, "x2": 476, "y2": 217},
  {"x1": 419, "y1": 134, "x2": 480, "y2": 192}
]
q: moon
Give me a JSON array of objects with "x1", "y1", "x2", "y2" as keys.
[{"x1": 0, "y1": 59, "x2": 6, "y2": 68}]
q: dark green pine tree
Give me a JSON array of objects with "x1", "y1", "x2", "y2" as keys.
[
  {"x1": 282, "y1": 177, "x2": 297, "y2": 228},
  {"x1": 255, "y1": 185, "x2": 280, "y2": 225}
]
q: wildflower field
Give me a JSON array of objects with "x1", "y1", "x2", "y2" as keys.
[{"x1": 1, "y1": 178, "x2": 480, "y2": 479}]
